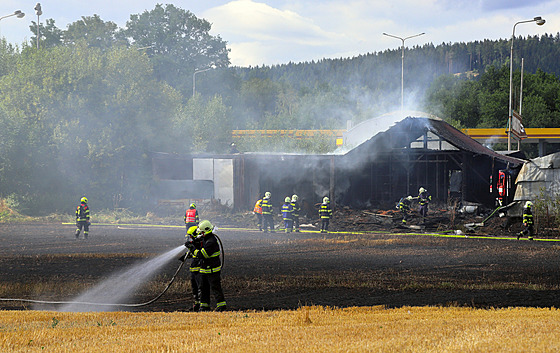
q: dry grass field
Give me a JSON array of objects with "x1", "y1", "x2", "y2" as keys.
[{"x1": 2, "y1": 306, "x2": 560, "y2": 352}]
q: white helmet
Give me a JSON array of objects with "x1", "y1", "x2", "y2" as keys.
[
  {"x1": 406, "y1": 196, "x2": 413, "y2": 201},
  {"x1": 419, "y1": 187, "x2": 426, "y2": 194},
  {"x1": 323, "y1": 197, "x2": 329, "y2": 203},
  {"x1": 265, "y1": 191, "x2": 271, "y2": 198},
  {"x1": 525, "y1": 201, "x2": 533, "y2": 208},
  {"x1": 292, "y1": 194, "x2": 298, "y2": 202}
]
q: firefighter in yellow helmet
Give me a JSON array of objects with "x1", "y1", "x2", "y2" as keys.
[
  {"x1": 518, "y1": 201, "x2": 534, "y2": 241},
  {"x1": 182, "y1": 225, "x2": 203, "y2": 311},
  {"x1": 319, "y1": 196, "x2": 333, "y2": 233},
  {"x1": 281, "y1": 196, "x2": 294, "y2": 233},
  {"x1": 75, "y1": 197, "x2": 90, "y2": 239},
  {"x1": 261, "y1": 191, "x2": 274, "y2": 232},
  {"x1": 291, "y1": 194, "x2": 301, "y2": 232},
  {"x1": 186, "y1": 220, "x2": 226, "y2": 311},
  {"x1": 184, "y1": 203, "x2": 199, "y2": 234}
]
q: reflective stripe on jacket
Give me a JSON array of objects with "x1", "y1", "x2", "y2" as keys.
[
  {"x1": 193, "y1": 232, "x2": 222, "y2": 274},
  {"x1": 76, "y1": 203, "x2": 90, "y2": 222},
  {"x1": 184, "y1": 208, "x2": 199, "y2": 224},
  {"x1": 254, "y1": 199, "x2": 263, "y2": 214},
  {"x1": 523, "y1": 208, "x2": 534, "y2": 225},
  {"x1": 319, "y1": 203, "x2": 332, "y2": 219},
  {"x1": 282, "y1": 203, "x2": 293, "y2": 220},
  {"x1": 291, "y1": 201, "x2": 300, "y2": 217},
  {"x1": 261, "y1": 198, "x2": 273, "y2": 215}
]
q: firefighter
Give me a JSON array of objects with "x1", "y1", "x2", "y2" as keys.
[
  {"x1": 518, "y1": 201, "x2": 534, "y2": 241},
  {"x1": 184, "y1": 203, "x2": 199, "y2": 234},
  {"x1": 291, "y1": 194, "x2": 301, "y2": 232},
  {"x1": 182, "y1": 225, "x2": 203, "y2": 311},
  {"x1": 187, "y1": 220, "x2": 226, "y2": 312},
  {"x1": 397, "y1": 196, "x2": 414, "y2": 225},
  {"x1": 75, "y1": 197, "x2": 90, "y2": 239},
  {"x1": 281, "y1": 196, "x2": 294, "y2": 233},
  {"x1": 253, "y1": 197, "x2": 263, "y2": 231},
  {"x1": 319, "y1": 196, "x2": 333, "y2": 233},
  {"x1": 418, "y1": 187, "x2": 432, "y2": 223},
  {"x1": 261, "y1": 191, "x2": 274, "y2": 232}
]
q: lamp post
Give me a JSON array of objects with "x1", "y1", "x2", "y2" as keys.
[
  {"x1": 0, "y1": 10, "x2": 25, "y2": 22},
  {"x1": 192, "y1": 67, "x2": 212, "y2": 97},
  {"x1": 383, "y1": 32, "x2": 425, "y2": 115},
  {"x1": 507, "y1": 16, "x2": 545, "y2": 151},
  {"x1": 34, "y1": 3, "x2": 42, "y2": 49}
]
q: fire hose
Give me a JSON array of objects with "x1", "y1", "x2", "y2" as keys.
[{"x1": 0, "y1": 235, "x2": 224, "y2": 308}]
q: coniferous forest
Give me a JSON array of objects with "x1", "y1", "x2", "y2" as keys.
[{"x1": 1, "y1": 4, "x2": 559, "y2": 214}]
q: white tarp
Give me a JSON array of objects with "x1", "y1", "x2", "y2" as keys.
[{"x1": 514, "y1": 152, "x2": 560, "y2": 201}]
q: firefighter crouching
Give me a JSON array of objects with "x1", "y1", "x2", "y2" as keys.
[
  {"x1": 75, "y1": 197, "x2": 90, "y2": 239},
  {"x1": 186, "y1": 220, "x2": 227, "y2": 311},
  {"x1": 182, "y1": 225, "x2": 203, "y2": 311},
  {"x1": 518, "y1": 201, "x2": 534, "y2": 241},
  {"x1": 397, "y1": 196, "x2": 413, "y2": 225}
]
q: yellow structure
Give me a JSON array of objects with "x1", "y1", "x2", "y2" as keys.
[
  {"x1": 462, "y1": 128, "x2": 560, "y2": 143},
  {"x1": 232, "y1": 130, "x2": 346, "y2": 146}
]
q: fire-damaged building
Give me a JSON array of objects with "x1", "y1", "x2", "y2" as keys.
[{"x1": 150, "y1": 113, "x2": 525, "y2": 214}]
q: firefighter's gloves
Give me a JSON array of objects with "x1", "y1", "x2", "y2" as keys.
[{"x1": 184, "y1": 240, "x2": 196, "y2": 251}]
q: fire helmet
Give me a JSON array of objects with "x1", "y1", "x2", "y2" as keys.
[
  {"x1": 292, "y1": 194, "x2": 298, "y2": 202},
  {"x1": 198, "y1": 220, "x2": 214, "y2": 235},
  {"x1": 407, "y1": 196, "x2": 413, "y2": 201},
  {"x1": 419, "y1": 187, "x2": 426, "y2": 194},
  {"x1": 186, "y1": 225, "x2": 198, "y2": 236},
  {"x1": 190, "y1": 203, "x2": 196, "y2": 209},
  {"x1": 265, "y1": 191, "x2": 271, "y2": 198},
  {"x1": 285, "y1": 196, "x2": 291, "y2": 203},
  {"x1": 323, "y1": 197, "x2": 329, "y2": 203},
  {"x1": 81, "y1": 197, "x2": 88, "y2": 204},
  {"x1": 525, "y1": 201, "x2": 533, "y2": 208}
]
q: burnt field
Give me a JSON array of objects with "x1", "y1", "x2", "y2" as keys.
[{"x1": 1, "y1": 222, "x2": 560, "y2": 312}]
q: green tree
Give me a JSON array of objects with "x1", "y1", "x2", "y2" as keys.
[
  {"x1": 120, "y1": 4, "x2": 230, "y2": 94},
  {"x1": 29, "y1": 18, "x2": 63, "y2": 48},
  {"x1": 64, "y1": 15, "x2": 122, "y2": 49}
]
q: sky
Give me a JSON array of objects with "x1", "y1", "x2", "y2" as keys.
[{"x1": 1, "y1": 0, "x2": 559, "y2": 67}]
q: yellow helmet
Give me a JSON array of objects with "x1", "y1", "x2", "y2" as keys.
[
  {"x1": 323, "y1": 197, "x2": 329, "y2": 203},
  {"x1": 186, "y1": 225, "x2": 198, "y2": 236},
  {"x1": 525, "y1": 201, "x2": 533, "y2": 208},
  {"x1": 190, "y1": 203, "x2": 196, "y2": 209},
  {"x1": 198, "y1": 220, "x2": 214, "y2": 235},
  {"x1": 81, "y1": 197, "x2": 88, "y2": 203}
]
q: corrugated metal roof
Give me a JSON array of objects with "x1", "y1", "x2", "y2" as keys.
[{"x1": 346, "y1": 116, "x2": 525, "y2": 166}]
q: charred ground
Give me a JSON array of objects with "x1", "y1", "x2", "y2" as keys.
[{"x1": 0, "y1": 206, "x2": 559, "y2": 312}]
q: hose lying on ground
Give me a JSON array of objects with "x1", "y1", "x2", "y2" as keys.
[
  {"x1": 0, "y1": 256, "x2": 186, "y2": 308},
  {"x1": 0, "y1": 234, "x2": 225, "y2": 308}
]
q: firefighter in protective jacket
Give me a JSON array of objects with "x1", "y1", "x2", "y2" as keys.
[
  {"x1": 184, "y1": 203, "x2": 199, "y2": 233},
  {"x1": 397, "y1": 196, "x2": 413, "y2": 225},
  {"x1": 518, "y1": 201, "x2": 534, "y2": 241},
  {"x1": 291, "y1": 194, "x2": 301, "y2": 232},
  {"x1": 253, "y1": 198, "x2": 263, "y2": 231},
  {"x1": 319, "y1": 197, "x2": 333, "y2": 233},
  {"x1": 281, "y1": 197, "x2": 294, "y2": 233},
  {"x1": 188, "y1": 220, "x2": 226, "y2": 311},
  {"x1": 184, "y1": 225, "x2": 203, "y2": 311},
  {"x1": 261, "y1": 192, "x2": 274, "y2": 232},
  {"x1": 75, "y1": 197, "x2": 90, "y2": 239}
]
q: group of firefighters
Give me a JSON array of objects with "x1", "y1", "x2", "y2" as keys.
[
  {"x1": 253, "y1": 192, "x2": 333, "y2": 233},
  {"x1": 72, "y1": 190, "x2": 535, "y2": 313}
]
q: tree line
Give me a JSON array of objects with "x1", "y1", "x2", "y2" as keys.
[{"x1": 1, "y1": 4, "x2": 559, "y2": 214}]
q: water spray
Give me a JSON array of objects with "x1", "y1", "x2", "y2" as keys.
[{"x1": 0, "y1": 234, "x2": 225, "y2": 311}]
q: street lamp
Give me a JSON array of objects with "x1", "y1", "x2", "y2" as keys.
[
  {"x1": 0, "y1": 10, "x2": 25, "y2": 22},
  {"x1": 383, "y1": 32, "x2": 425, "y2": 115},
  {"x1": 507, "y1": 16, "x2": 545, "y2": 151},
  {"x1": 192, "y1": 67, "x2": 212, "y2": 97},
  {"x1": 34, "y1": 3, "x2": 42, "y2": 49}
]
